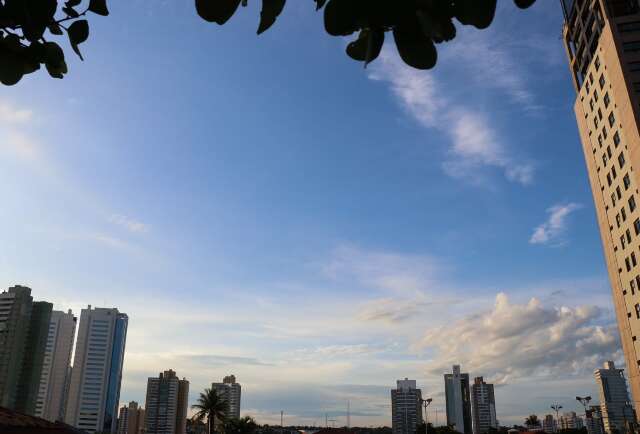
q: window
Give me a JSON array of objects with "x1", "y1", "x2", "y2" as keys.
[
  {"x1": 636, "y1": 275, "x2": 640, "y2": 293},
  {"x1": 618, "y1": 186, "x2": 623, "y2": 199},
  {"x1": 622, "y1": 235, "x2": 627, "y2": 249},
  {"x1": 600, "y1": 74, "x2": 606, "y2": 89},
  {"x1": 609, "y1": 112, "x2": 616, "y2": 127},
  {"x1": 625, "y1": 174, "x2": 632, "y2": 190},
  {"x1": 590, "y1": 99, "x2": 595, "y2": 111},
  {"x1": 608, "y1": 146, "x2": 613, "y2": 158},
  {"x1": 595, "y1": 56, "x2": 601, "y2": 70},
  {"x1": 599, "y1": 134, "x2": 604, "y2": 147},
  {"x1": 636, "y1": 303, "x2": 640, "y2": 319},
  {"x1": 627, "y1": 257, "x2": 632, "y2": 271},
  {"x1": 630, "y1": 61, "x2": 640, "y2": 72},
  {"x1": 608, "y1": 173, "x2": 613, "y2": 186},
  {"x1": 620, "y1": 21, "x2": 640, "y2": 32},
  {"x1": 618, "y1": 213, "x2": 623, "y2": 227},
  {"x1": 603, "y1": 154, "x2": 608, "y2": 165},
  {"x1": 613, "y1": 193, "x2": 617, "y2": 206},
  {"x1": 628, "y1": 229, "x2": 633, "y2": 243},
  {"x1": 620, "y1": 153, "x2": 627, "y2": 168},
  {"x1": 635, "y1": 218, "x2": 640, "y2": 235},
  {"x1": 624, "y1": 41, "x2": 640, "y2": 52},
  {"x1": 632, "y1": 252, "x2": 637, "y2": 266},
  {"x1": 632, "y1": 278, "x2": 637, "y2": 295},
  {"x1": 604, "y1": 92, "x2": 611, "y2": 108},
  {"x1": 613, "y1": 166, "x2": 618, "y2": 179},
  {"x1": 603, "y1": 125, "x2": 608, "y2": 139},
  {"x1": 595, "y1": 116, "x2": 600, "y2": 128},
  {"x1": 614, "y1": 131, "x2": 621, "y2": 147},
  {"x1": 623, "y1": 206, "x2": 628, "y2": 220},
  {"x1": 586, "y1": 80, "x2": 591, "y2": 93},
  {"x1": 631, "y1": 195, "x2": 637, "y2": 211}
]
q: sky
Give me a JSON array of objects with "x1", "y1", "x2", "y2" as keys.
[{"x1": 0, "y1": 0, "x2": 627, "y2": 428}]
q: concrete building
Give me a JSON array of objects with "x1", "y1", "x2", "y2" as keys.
[
  {"x1": 65, "y1": 306, "x2": 128, "y2": 434},
  {"x1": 144, "y1": 370, "x2": 189, "y2": 434},
  {"x1": 542, "y1": 414, "x2": 556, "y2": 433},
  {"x1": 0, "y1": 285, "x2": 35, "y2": 410},
  {"x1": 445, "y1": 365, "x2": 472, "y2": 434},
  {"x1": 391, "y1": 378, "x2": 423, "y2": 434},
  {"x1": 585, "y1": 405, "x2": 605, "y2": 434},
  {"x1": 212, "y1": 375, "x2": 241, "y2": 420},
  {"x1": 595, "y1": 361, "x2": 635, "y2": 433},
  {"x1": 118, "y1": 401, "x2": 145, "y2": 434},
  {"x1": 470, "y1": 377, "x2": 497, "y2": 434},
  {"x1": 560, "y1": 412, "x2": 584, "y2": 430},
  {"x1": 561, "y1": 0, "x2": 640, "y2": 412},
  {"x1": 35, "y1": 310, "x2": 77, "y2": 422}
]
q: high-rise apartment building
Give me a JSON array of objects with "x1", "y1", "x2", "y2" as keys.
[
  {"x1": 35, "y1": 310, "x2": 77, "y2": 422},
  {"x1": 470, "y1": 377, "x2": 497, "y2": 434},
  {"x1": 542, "y1": 414, "x2": 556, "y2": 433},
  {"x1": 561, "y1": 0, "x2": 640, "y2": 411},
  {"x1": 118, "y1": 401, "x2": 145, "y2": 434},
  {"x1": 212, "y1": 375, "x2": 241, "y2": 419},
  {"x1": 15, "y1": 300, "x2": 53, "y2": 415},
  {"x1": 391, "y1": 378, "x2": 423, "y2": 434},
  {"x1": 560, "y1": 412, "x2": 584, "y2": 430},
  {"x1": 65, "y1": 306, "x2": 128, "y2": 434},
  {"x1": 0, "y1": 285, "x2": 35, "y2": 410},
  {"x1": 585, "y1": 405, "x2": 605, "y2": 434},
  {"x1": 444, "y1": 365, "x2": 472, "y2": 434},
  {"x1": 594, "y1": 361, "x2": 636, "y2": 433},
  {"x1": 144, "y1": 370, "x2": 189, "y2": 434},
  {"x1": 0, "y1": 285, "x2": 53, "y2": 415}
]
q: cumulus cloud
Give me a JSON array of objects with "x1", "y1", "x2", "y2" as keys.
[
  {"x1": 109, "y1": 214, "x2": 150, "y2": 233},
  {"x1": 368, "y1": 48, "x2": 534, "y2": 185},
  {"x1": 530, "y1": 202, "x2": 582, "y2": 246},
  {"x1": 418, "y1": 293, "x2": 620, "y2": 384}
]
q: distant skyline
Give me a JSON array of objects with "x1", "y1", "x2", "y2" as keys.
[{"x1": 0, "y1": 0, "x2": 626, "y2": 427}]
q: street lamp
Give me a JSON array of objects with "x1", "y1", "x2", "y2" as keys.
[
  {"x1": 551, "y1": 404, "x2": 563, "y2": 432},
  {"x1": 576, "y1": 396, "x2": 592, "y2": 412},
  {"x1": 421, "y1": 398, "x2": 433, "y2": 434}
]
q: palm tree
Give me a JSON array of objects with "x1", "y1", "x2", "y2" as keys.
[
  {"x1": 192, "y1": 388, "x2": 230, "y2": 434},
  {"x1": 224, "y1": 416, "x2": 258, "y2": 434},
  {"x1": 525, "y1": 415, "x2": 540, "y2": 429}
]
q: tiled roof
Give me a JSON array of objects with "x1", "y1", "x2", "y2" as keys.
[{"x1": 0, "y1": 406, "x2": 86, "y2": 434}]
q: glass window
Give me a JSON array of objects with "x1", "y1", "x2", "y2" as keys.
[
  {"x1": 609, "y1": 112, "x2": 616, "y2": 127},
  {"x1": 631, "y1": 195, "x2": 637, "y2": 212},
  {"x1": 608, "y1": 146, "x2": 613, "y2": 158},
  {"x1": 632, "y1": 252, "x2": 637, "y2": 266},
  {"x1": 613, "y1": 166, "x2": 618, "y2": 178},
  {"x1": 625, "y1": 174, "x2": 632, "y2": 190},
  {"x1": 620, "y1": 153, "x2": 627, "y2": 168},
  {"x1": 603, "y1": 125, "x2": 608, "y2": 139},
  {"x1": 635, "y1": 218, "x2": 640, "y2": 235},
  {"x1": 619, "y1": 22, "x2": 640, "y2": 32},
  {"x1": 636, "y1": 303, "x2": 640, "y2": 319},
  {"x1": 604, "y1": 92, "x2": 610, "y2": 108},
  {"x1": 596, "y1": 56, "x2": 601, "y2": 70},
  {"x1": 622, "y1": 235, "x2": 627, "y2": 249},
  {"x1": 590, "y1": 99, "x2": 595, "y2": 111},
  {"x1": 599, "y1": 134, "x2": 604, "y2": 147},
  {"x1": 628, "y1": 229, "x2": 633, "y2": 243},
  {"x1": 618, "y1": 186, "x2": 623, "y2": 199},
  {"x1": 630, "y1": 61, "x2": 640, "y2": 72},
  {"x1": 608, "y1": 173, "x2": 613, "y2": 186},
  {"x1": 595, "y1": 116, "x2": 599, "y2": 128},
  {"x1": 627, "y1": 257, "x2": 632, "y2": 271},
  {"x1": 624, "y1": 41, "x2": 640, "y2": 52},
  {"x1": 618, "y1": 213, "x2": 623, "y2": 227},
  {"x1": 600, "y1": 74, "x2": 606, "y2": 88},
  {"x1": 623, "y1": 206, "x2": 628, "y2": 220},
  {"x1": 613, "y1": 193, "x2": 617, "y2": 206},
  {"x1": 614, "y1": 131, "x2": 621, "y2": 147},
  {"x1": 632, "y1": 278, "x2": 637, "y2": 294},
  {"x1": 603, "y1": 154, "x2": 608, "y2": 165}
]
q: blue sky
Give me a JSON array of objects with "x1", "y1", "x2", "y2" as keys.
[{"x1": 0, "y1": 0, "x2": 627, "y2": 427}]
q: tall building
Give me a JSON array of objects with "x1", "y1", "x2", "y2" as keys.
[
  {"x1": 585, "y1": 405, "x2": 605, "y2": 434},
  {"x1": 118, "y1": 401, "x2": 145, "y2": 434},
  {"x1": 542, "y1": 414, "x2": 556, "y2": 433},
  {"x1": 560, "y1": 412, "x2": 584, "y2": 430},
  {"x1": 594, "y1": 361, "x2": 636, "y2": 433},
  {"x1": 144, "y1": 370, "x2": 189, "y2": 434},
  {"x1": 561, "y1": 0, "x2": 640, "y2": 411},
  {"x1": 0, "y1": 285, "x2": 35, "y2": 410},
  {"x1": 212, "y1": 375, "x2": 241, "y2": 419},
  {"x1": 65, "y1": 306, "x2": 128, "y2": 434},
  {"x1": 15, "y1": 300, "x2": 53, "y2": 415},
  {"x1": 35, "y1": 310, "x2": 77, "y2": 422},
  {"x1": 391, "y1": 378, "x2": 423, "y2": 434},
  {"x1": 444, "y1": 365, "x2": 472, "y2": 434},
  {"x1": 470, "y1": 377, "x2": 497, "y2": 434}
]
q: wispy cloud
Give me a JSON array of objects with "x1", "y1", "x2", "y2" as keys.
[
  {"x1": 368, "y1": 48, "x2": 534, "y2": 185},
  {"x1": 109, "y1": 214, "x2": 150, "y2": 233},
  {"x1": 530, "y1": 202, "x2": 582, "y2": 246},
  {"x1": 0, "y1": 100, "x2": 32, "y2": 124}
]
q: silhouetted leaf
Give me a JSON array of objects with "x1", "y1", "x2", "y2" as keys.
[
  {"x1": 346, "y1": 28, "x2": 384, "y2": 67},
  {"x1": 68, "y1": 19, "x2": 89, "y2": 60},
  {"x1": 196, "y1": 0, "x2": 241, "y2": 25},
  {"x1": 0, "y1": 46, "x2": 24, "y2": 85},
  {"x1": 65, "y1": 0, "x2": 82, "y2": 7},
  {"x1": 257, "y1": 0, "x2": 286, "y2": 34},
  {"x1": 89, "y1": 0, "x2": 109, "y2": 16},
  {"x1": 314, "y1": 0, "x2": 326, "y2": 11},
  {"x1": 62, "y1": 6, "x2": 80, "y2": 18},
  {"x1": 514, "y1": 0, "x2": 536, "y2": 9},
  {"x1": 49, "y1": 23, "x2": 64, "y2": 35},
  {"x1": 393, "y1": 17, "x2": 437, "y2": 70},
  {"x1": 43, "y1": 41, "x2": 67, "y2": 78},
  {"x1": 324, "y1": 0, "x2": 359, "y2": 36}
]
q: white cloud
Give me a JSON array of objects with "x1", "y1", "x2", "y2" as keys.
[
  {"x1": 530, "y1": 202, "x2": 582, "y2": 246},
  {"x1": 0, "y1": 100, "x2": 32, "y2": 124},
  {"x1": 109, "y1": 214, "x2": 150, "y2": 233},
  {"x1": 369, "y1": 48, "x2": 534, "y2": 185},
  {"x1": 417, "y1": 293, "x2": 620, "y2": 384}
]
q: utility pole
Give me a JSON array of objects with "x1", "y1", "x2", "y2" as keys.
[{"x1": 551, "y1": 403, "x2": 563, "y2": 432}]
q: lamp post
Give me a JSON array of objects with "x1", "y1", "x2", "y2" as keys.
[
  {"x1": 421, "y1": 398, "x2": 433, "y2": 434},
  {"x1": 576, "y1": 397, "x2": 592, "y2": 432},
  {"x1": 551, "y1": 404, "x2": 563, "y2": 432}
]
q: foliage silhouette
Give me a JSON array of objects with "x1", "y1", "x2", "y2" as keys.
[
  {"x1": 192, "y1": 388, "x2": 230, "y2": 434},
  {"x1": 0, "y1": 0, "x2": 538, "y2": 85},
  {"x1": 525, "y1": 415, "x2": 540, "y2": 428},
  {"x1": 224, "y1": 416, "x2": 259, "y2": 434}
]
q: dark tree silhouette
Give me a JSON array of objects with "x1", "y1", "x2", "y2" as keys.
[
  {"x1": 224, "y1": 416, "x2": 259, "y2": 434},
  {"x1": 525, "y1": 415, "x2": 540, "y2": 428},
  {"x1": 0, "y1": 0, "x2": 538, "y2": 86},
  {"x1": 192, "y1": 388, "x2": 230, "y2": 434}
]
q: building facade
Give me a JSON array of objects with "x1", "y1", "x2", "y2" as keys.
[
  {"x1": 65, "y1": 306, "x2": 128, "y2": 434},
  {"x1": 595, "y1": 361, "x2": 636, "y2": 433},
  {"x1": 585, "y1": 405, "x2": 605, "y2": 434},
  {"x1": 470, "y1": 377, "x2": 497, "y2": 434},
  {"x1": 14, "y1": 300, "x2": 53, "y2": 415},
  {"x1": 118, "y1": 401, "x2": 145, "y2": 434},
  {"x1": 144, "y1": 370, "x2": 189, "y2": 434},
  {"x1": 542, "y1": 414, "x2": 556, "y2": 433},
  {"x1": 560, "y1": 412, "x2": 584, "y2": 430},
  {"x1": 561, "y1": 0, "x2": 640, "y2": 412},
  {"x1": 391, "y1": 378, "x2": 423, "y2": 434},
  {"x1": 445, "y1": 365, "x2": 472, "y2": 434},
  {"x1": 35, "y1": 310, "x2": 77, "y2": 422},
  {"x1": 212, "y1": 375, "x2": 241, "y2": 420},
  {"x1": 0, "y1": 285, "x2": 34, "y2": 410}
]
